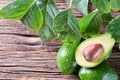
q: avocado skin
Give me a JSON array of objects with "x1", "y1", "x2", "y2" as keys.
[
  {"x1": 56, "y1": 41, "x2": 80, "y2": 74},
  {"x1": 79, "y1": 63, "x2": 118, "y2": 80}
]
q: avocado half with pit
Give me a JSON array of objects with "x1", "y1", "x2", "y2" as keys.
[{"x1": 75, "y1": 33, "x2": 115, "y2": 67}]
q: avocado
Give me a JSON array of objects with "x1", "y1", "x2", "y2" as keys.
[
  {"x1": 56, "y1": 41, "x2": 80, "y2": 74},
  {"x1": 75, "y1": 33, "x2": 115, "y2": 67},
  {"x1": 79, "y1": 63, "x2": 118, "y2": 80}
]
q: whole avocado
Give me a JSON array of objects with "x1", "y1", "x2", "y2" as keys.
[
  {"x1": 79, "y1": 63, "x2": 118, "y2": 80},
  {"x1": 56, "y1": 41, "x2": 80, "y2": 74}
]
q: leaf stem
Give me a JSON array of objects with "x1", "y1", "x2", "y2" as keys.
[{"x1": 69, "y1": 0, "x2": 73, "y2": 8}]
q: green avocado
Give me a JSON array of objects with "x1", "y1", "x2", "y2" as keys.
[
  {"x1": 75, "y1": 32, "x2": 115, "y2": 67},
  {"x1": 79, "y1": 63, "x2": 118, "y2": 80},
  {"x1": 56, "y1": 41, "x2": 80, "y2": 74}
]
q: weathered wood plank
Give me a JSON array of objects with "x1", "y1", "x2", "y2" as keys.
[
  {"x1": 0, "y1": 51, "x2": 79, "y2": 80},
  {"x1": 0, "y1": 33, "x2": 62, "y2": 51},
  {"x1": 0, "y1": 51, "x2": 119, "y2": 80},
  {"x1": 0, "y1": 0, "x2": 120, "y2": 80}
]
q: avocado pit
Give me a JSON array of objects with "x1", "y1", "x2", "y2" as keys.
[{"x1": 83, "y1": 44, "x2": 104, "y2": 62}]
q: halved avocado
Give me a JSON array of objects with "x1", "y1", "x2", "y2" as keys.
[
  {"x1": 75, "y1": 32, "x2": 115, "y2": 67},
  {"x1": 79, "y1": 63, "x2": 118, "y2": 80}
]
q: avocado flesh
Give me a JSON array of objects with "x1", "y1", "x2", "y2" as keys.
[
  {"x1": 79, "y1": 63, "x2": 118, "y2": 80},
  {"x1": 57, "y1": 41, "x2": 80, "y2": 74},
  {"x1": 75, "y1": 33, "x2": 115, "y2": 67}
]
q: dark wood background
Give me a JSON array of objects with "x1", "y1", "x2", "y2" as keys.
[{"x1": 0, "y1": 0, "x2": 120, "y2": 80}]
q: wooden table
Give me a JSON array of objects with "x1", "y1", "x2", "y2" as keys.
[{"x1": 0, "y1": 0, "x2": 120, "y2": 80}]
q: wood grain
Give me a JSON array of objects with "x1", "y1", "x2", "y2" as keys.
[{"x1": 0, "y1": 0, "x2": 120, "y2": 80}]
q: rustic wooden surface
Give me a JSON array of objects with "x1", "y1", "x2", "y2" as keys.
[{"x1": 0, "y1": 0, "x2": 120, "y2": 80}]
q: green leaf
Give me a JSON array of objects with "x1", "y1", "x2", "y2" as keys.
[
  {"x1": 101, "y1": 13, "x2": 112, "y2": 22},
  {"x1": 110, "y1": 0, "x2": 120, "y2": 11},
  {"x1": 91, "y1": 0, "x2": 111, "y2": 13},
  {"x1": 66, "y1": 0, "x2": 88, "y2": 15},
  {"x1": 54, "y1": 8, "x2": 80, "y2": 42},
  {"x1": 0, "y1": 0, "x2": 43, "y2": 30},
  {"x1": 22, "y1": 3, "x2": 43, "y2": 30},
  {"x1": 106, "y1": 16, "x2": 120, "y2": 42},
  {"x1": 38, "y1": 0, "x2": 59, "y2": 42},
  {"x1": 78, "y1": 10, "x2": 102, "y2": 36},
  {"x1": 0, "y1": 0, "x2": 33, "y2": 19}
]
